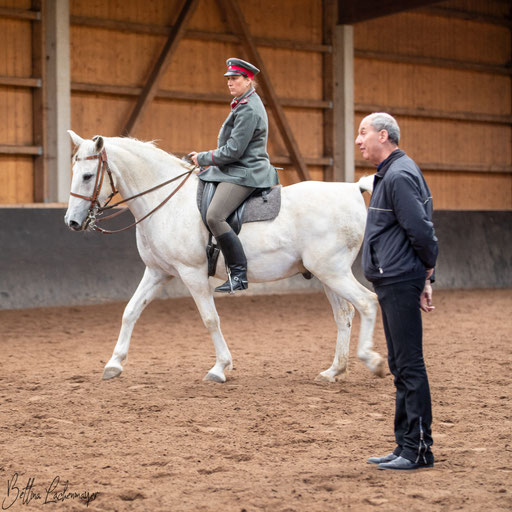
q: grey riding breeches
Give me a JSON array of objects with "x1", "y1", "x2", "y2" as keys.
[{"x1": 205, "y1": 181, "x2": 256, "y2": 237}]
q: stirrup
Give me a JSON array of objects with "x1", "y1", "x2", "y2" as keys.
[{"x1": 215, "y1": 270, "x2": 248, "y2": 294}]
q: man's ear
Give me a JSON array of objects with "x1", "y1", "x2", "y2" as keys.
[{"x1": 378, "y1": 129, "x2": 389, "y2": 143}]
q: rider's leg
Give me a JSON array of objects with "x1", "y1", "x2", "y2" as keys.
[{"x1": 206, "y1": 181, "x2": 255, "y2": 293}]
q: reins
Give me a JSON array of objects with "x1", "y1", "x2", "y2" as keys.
[{"x1": 71, "y1": 147, "x2": 195, "y2": 234}]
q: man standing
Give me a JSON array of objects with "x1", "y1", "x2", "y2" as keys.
[{"x1": 356, "y1": 113, "x2": 438, "y2": 470}]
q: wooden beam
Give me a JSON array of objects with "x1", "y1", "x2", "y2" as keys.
[
  {"x1": 71, "y1": 82, "x2": 331, "y2": 109},
  {"x1": 0, "y1": 6, "x2": 40, "y2": 21},
  {"x1": 338, "y1": 0, "x2": 442, "y2": 24},
  {"x1": 122, "y1": 0, "x2": 200, "y2": 136},
  {"x1": 272, "y1": 155, "x2": 333, "y2": 166},
  {"x1": 0, "y1": 145, "x2": 42, "y2": 155},
  {"x1": 31, "y1": 0, "x2": 47, "y2": 203},
  {"x1": 355, "y1": 104, "x2": 512, "y2": 125},
  {"x1": 0, "y1": 76, "x2": 41, "y2": 88},
  {"x1": 356, "y1": 160, "x2": 512, "y2": 174},
  {"x1": 70, "y1": 16, "x2": 331, "y2": 53},
  {"x1": 355, "y1": 49, "x2": 512, "y2": 76},
  {"x1": 217, "y1": 0, "x2": 311, "y2": 181},
  {"x1": 419, "y1": 6, "x2": 512, "y2": 28}
]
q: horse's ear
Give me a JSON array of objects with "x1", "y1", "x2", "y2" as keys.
[
  {"x1": 68, "y1": 129, "x2": 84, "y2": 148},
  {"x1": 93, "y1": 135, "x2": 104, "y2": 153}
]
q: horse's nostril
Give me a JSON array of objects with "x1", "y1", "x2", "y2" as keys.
[{"x1": 69, "y1": 220, "x2": 81, "y2": 231}]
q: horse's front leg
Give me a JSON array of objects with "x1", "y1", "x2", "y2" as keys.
[
  {"x1": 179, "y1": 267, "x2": 232, "y2": 383},
  {"x1": 103, "y1": 267, "x2": 171, "y2": 380}
]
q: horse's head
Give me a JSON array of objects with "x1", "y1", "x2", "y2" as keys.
[{"x1": 65, "y1": 131, "x2": 117, "y2": 231}]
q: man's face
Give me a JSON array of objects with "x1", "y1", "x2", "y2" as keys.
[{"x1": 355, "y1": 118, "x2": 385, "y2": 166}]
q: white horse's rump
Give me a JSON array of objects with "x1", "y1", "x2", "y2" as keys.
[{"x1": 65, "y1": 132, "x2": 384, "y2": 383}]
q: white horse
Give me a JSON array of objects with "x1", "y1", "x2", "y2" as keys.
[{"x1": 65, "y1": 131, "x2": 384, "y2": 383}]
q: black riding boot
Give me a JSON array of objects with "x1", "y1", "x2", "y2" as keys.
[{"x1": 214, "y1": 231, "x2": 248, "y2": 293}]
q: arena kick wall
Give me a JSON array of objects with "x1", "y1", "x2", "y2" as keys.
[{"x1": 0, "y1": 208, "x2": 510, "y2": 310}]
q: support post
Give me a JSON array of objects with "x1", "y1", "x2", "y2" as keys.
[
  {"x1": 45, "y1": 0, "x2": 71, "y2": 202},
  {"x1": 122, "y1": 0, "x2": 200, "y2": 136},
  {"x1": 218, "y1": 0, "x2": 311, "y2": 181},
  {"x1": 334, "y1": 24, "x2": 354, "y2": 182}
]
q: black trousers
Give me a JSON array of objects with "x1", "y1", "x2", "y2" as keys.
[{"x1": 374, "y1": 277, "x2": 434, "y2": 464}]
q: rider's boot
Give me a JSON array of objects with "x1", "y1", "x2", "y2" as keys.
[{"x1": 214, "y1": 230, "x2": 248, "y2": 293}]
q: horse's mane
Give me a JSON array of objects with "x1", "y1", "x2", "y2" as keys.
[{"x1": 106, "y1": 136, "x2": 195, "y2": 171}]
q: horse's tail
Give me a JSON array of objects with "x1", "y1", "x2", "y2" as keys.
[{"x1": 358, "y1": 174, "x2": 375, "y2": 195}]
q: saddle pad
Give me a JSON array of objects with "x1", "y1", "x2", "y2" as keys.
[{"x1": 196, "y1": 180, "x2": 281, "y2": 229}]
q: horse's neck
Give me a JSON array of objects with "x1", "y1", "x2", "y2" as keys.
[{"x1": 109, "y1": 143, "x2": 195, "y2": 221}]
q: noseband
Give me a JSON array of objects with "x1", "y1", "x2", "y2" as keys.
[{"x1": 70, "y1": 147, "x2": 193, "y2": 234}]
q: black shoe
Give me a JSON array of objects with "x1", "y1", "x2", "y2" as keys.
[
  {"x1": 367, "y1": 453, "x2": 398, "y2": 465},
  {"x1": 214, "y1": 231, "x2": 248, "y2": 294},
  {"x1": 378, "y1": 456, "x2": 433, "y2": 471}
]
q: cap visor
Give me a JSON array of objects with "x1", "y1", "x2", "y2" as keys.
[{"x1": 224, "y1": 71, "x2": 245, "y2": 77}]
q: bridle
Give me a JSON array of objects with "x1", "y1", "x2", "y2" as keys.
[{"x1": 70, "y1": 147, "x2": 194, "y2": 234}]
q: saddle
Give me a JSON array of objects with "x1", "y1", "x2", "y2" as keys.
[{"x1": 196, "y1": 180, "x2": 282, "y2": 276}]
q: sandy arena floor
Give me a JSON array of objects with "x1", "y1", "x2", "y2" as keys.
[{"x1": 0, "y1": 289, "x2": 511, "y2": 511}]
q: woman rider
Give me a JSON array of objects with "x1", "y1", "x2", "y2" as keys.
[{"x1": 189, "y1": 58, "x2": 278, "y2": 293}]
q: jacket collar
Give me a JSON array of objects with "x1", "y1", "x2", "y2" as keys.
[
  {"x1": 231, "y1": 88, "x2": 256, "y2": 110},
  {"x1": 376, "y1": 149, "x2": 405, "y2": 178}
]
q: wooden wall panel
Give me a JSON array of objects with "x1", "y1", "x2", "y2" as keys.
[
  {"x1": 0, "y1": 12, "x2": 35, "y2": 204},
  {"x1": 70, "y1": 0, "x2": 181, "y2": 25},
  {"x1": 0, "y1": 156, "x2": 33, "y2": 203},
  {"x1": 355, "y1": 11, "x2": 510, "y2": 65},
  {"x1": 0, "y1": 87, "x2": 33, "y2": 144},
  {"x1": 423, "y1": 171, "x2": 512, "y2": 210},
  {"x1": 354, "y1": 0, "x2": 512, "y2": 210},
  {"x1": 69, "y1": 0, "x2": 326, "y2": 191},
  {"x1": 241, "y1": 0, "x2": 322, "y2": 43},
  {"x1": 354, "y1": 113, "x2": 511, "y2": 168},
  {"x1": 355, "y1": 61, "x2": 511, "y2": 116},
  {"x1": 0, "y1": 0, "x2": 31, "y2": 9}
]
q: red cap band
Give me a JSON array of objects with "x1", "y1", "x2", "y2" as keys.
[{"x1": 227, "y1": 65, "x2": 254, "y2": 79}]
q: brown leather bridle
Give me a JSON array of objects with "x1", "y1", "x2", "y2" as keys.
[{"x1": 70, "y1": 148, "x2": 194, "y2": 234}]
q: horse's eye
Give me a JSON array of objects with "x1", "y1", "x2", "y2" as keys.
[{"x1": 83, "y1": 174, "x2": 93, "y2": 181}]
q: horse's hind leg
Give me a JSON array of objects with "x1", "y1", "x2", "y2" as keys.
[
  {"x1": 317, "y1": 272, "x2": 385, "y2": 379},
  {"x1": 103, "y1": 267, "x2": 171, "y2": 380},
  {"x1": 317, "y1": 285, "x2": 355, "y2": 382}
]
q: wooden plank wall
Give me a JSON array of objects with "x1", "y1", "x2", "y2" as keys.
[
  {"x1": 0, "y1": 0, "x2": 35, "y2": 203},
  {"x1": 353, "y1": 0, "x2": 512, "y2": 210},
  {"x1": 69, "y1": 0, "x2": 326, "y2": 187},
  {"x1": 1, "y1": 0, "x2": 510, "y2": 210}
]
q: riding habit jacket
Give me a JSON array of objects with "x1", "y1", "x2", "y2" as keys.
[
  {"x1": 196, "y1": 88, "x2": 279, "y2": 189},
  {"x1": 362, "y1": 149, "x2": 438, "y2": 286}
]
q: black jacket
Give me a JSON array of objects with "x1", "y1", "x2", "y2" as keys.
[{"x1": 362, "y1": 149, "x2": 438, "y2": 285}]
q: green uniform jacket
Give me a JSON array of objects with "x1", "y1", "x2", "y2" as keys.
[{"x1": 196, "y1": 88, "x2": 279, "y2": 188}]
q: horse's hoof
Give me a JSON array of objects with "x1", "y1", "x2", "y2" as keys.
[
  {"x1": 103, "y1": 366, "x2": 122, "y2": 380},
  {"x1": 203, "y1": 372, "x2": 226, "y2": 383},
  {"x1": 316, "y1": 372, "x2": 335, "y2": 383},
  {"x1": 316, "y1": 368, "x2": 349, "y2": 383},
  {"x1": 373, "y1": 358, "x2": 386, "y2": 378}
]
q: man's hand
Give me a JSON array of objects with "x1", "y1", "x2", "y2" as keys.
[{"x1": 420, "y1": 280, "x2": 435, "y2": 313}]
